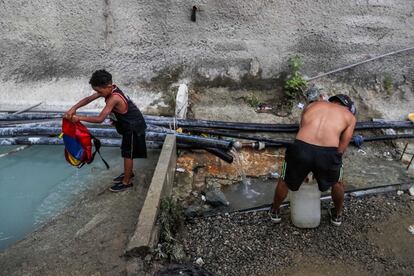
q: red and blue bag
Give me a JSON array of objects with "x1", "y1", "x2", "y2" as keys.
[{"x1": 61, "y1": 118, "x2": 109, "y2": 169}]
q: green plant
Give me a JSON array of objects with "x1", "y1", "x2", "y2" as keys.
[
  {"x1": 245, "y1": 93, "x2": 260, "y2": 108},
  {"x1": 284, "y1": 55, "x2": 308, "y2": 100},
  {"x1": 154, "y1": 197, "x2": 184, "y2": 261},
  {"x1": 383, "y1": 74, "x2": 393, "y2": 93},
  {"x1": 165, "y1": 89, "x2": 178, "y2": 110}
]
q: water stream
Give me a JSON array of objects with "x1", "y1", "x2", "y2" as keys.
[{"x1": 229, "y1": 148, "x2": 263, "y2": 200}]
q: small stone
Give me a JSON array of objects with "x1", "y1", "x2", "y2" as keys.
[
  {"x1": 384, "y1": 129, "x2": 396, "y2": 135},
  {"x1": 397, "y1": 190, "x2": 404, "y2": 196},
  {"x1": 195, "y1": 257, "x2": 205, "y2": 266},
  {"x1": 269, "y1": 172, "x2": 280, "y2": 179},
  {"x1": 409, "y1": 186, "x2": 414, "y2": 196}
]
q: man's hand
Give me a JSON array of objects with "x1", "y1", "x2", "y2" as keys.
[
  {"x1": 70, "y1": 115, "x2": 80, "y2": 123},
  {"x1": 64, "y1": 108, "x2": 76, "y2": 120}
]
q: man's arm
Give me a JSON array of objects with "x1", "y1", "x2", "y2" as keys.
[
  {"x1": 65, "y1": 93, "x2": 101, "y2": 117},
  {"x1": 338, "y1": 116, "x2": 357, "y2": 154},
  {"x1": 72, "y1": 96, "x2": 118, "y2": 124}
]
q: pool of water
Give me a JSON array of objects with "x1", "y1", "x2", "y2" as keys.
[
  {"x1": 0, "y1": 145, "x2": 134, "y2": 251},
  {"x1": 222, "y1": 178, "x2": 275, "y2": 210}
]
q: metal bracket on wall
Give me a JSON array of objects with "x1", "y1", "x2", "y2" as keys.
[{"x1": 191, "y1": 6, "x2": 203, "y2": 22}]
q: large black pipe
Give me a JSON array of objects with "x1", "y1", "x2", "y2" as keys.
[
  {"x1": 0, "y1": 126, "x2": 234, "y2": 150},
  {"x1": 145, "y1": 117, "x2": 414, "y2": 132},
  {"x1": 1, "y1": 125, "x2": 413, "y2": 150},
  {"x1": 359, "y1": 134, "x2": 414, "y2": 142},
  {"x1": 0, "y1": 136, "x2": 235, "y2": 163},
  {"x1": 0, "y1": 113, "x2": 62, "y2": 121},
  {"x1": 182, "y1": 127, "x2": 292, "y2": 145},
  {"x1": 204, "y1": 148, "x2": 234, "y2": 163},
  {"x1": 0, "y1": 136, "x2": 163, "y2": 148},
  {"x1": 2, "y1": 113, "x2": 413, "y2": 132},
  {"x1": 184, "y1": 127, "x2": 414, "y2": 148}
]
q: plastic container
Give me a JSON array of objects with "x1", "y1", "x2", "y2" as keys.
[
  {"x1": 408, "y1": 113, "x2": 414, "y2": 123},
  {"x1": 289, "y1": 176, "x2": 321, "y2": 228}
]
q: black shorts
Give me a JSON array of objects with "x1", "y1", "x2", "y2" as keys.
[
  {"x1": 121, "y1": 130, "x2": 147, "y2": 159},
  {"x1": 282, "y1": 139, "x2": 343, "y2": 192}
]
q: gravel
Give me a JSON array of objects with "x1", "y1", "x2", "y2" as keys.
[{"x1": 181, "y1": 193, "x2": 414, "y2": 275}]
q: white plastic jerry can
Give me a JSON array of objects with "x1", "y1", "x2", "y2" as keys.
[{"x1": 289, "y1": 174, "x2": 321, "y2": 228}]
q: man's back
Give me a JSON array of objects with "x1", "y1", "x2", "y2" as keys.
[{"x1": 296, "y1": 101, "x2": 355, "y2": 148}]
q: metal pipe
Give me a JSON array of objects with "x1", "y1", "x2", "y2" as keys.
[
  {"x1": 306, "y1": 46, "x2": 414, "y2": 81},
  {"x1": 11, "y1": 102, "x2": 43, "y2": 115}
]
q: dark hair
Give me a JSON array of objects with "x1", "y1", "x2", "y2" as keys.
[{"x1": 89, "y1": 70, "x2": 112, "y2": 87}]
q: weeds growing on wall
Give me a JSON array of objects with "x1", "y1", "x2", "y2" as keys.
[
  {"x1": 244, "y1": 93, "x2": 261, "y2": 108},
  {"x1": 154, "y1": 197, "x2": 186, "y2": 262},
  {"x1": 383, "y1": 74, "x2": 393, "y2": 94},
  {"x1": 165, "y1": 89, "x2": 178, "y2": 110},
  {"x1": 284, "y1": 55, "x2": 308, "y2": 101}
]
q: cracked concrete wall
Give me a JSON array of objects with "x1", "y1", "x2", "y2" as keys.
[{"x1": 0, "y1": 0, "x2": 413, "y2": 110}]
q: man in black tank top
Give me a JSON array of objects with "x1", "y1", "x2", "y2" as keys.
[{"x1": 64, "y1": 70, "x2": 147, "y2": 192}]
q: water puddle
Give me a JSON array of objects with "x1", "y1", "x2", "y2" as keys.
[
  {"x1": 222, "y1": 178, "x2": 275, "y2": 210},
  {"x1": 343, "y1": 153, "x2": 413, "y2": 188}
]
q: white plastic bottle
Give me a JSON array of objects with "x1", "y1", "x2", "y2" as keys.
[{"x1": 289, "y1": 175, "x2": 321, "y2": 228}]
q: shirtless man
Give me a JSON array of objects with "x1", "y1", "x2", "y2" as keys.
[{"x1": 270, "y1": 94, "x2": 356, "y2": 226}]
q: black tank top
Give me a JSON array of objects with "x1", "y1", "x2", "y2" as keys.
[{"x1": 105, "y1": 85, "x2": 147, "y2": 134}]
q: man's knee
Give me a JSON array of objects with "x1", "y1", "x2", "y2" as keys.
[
  {"x1": 284, "y1": 180, "x2": 301, "y2": 191},
  {"x1": 332, "y1": 181, "x2": 344, "y2": 189}
]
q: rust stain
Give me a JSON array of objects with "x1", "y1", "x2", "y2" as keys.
[{"x1": 176, "y1": 148, "x2": 286, "y2": 178}]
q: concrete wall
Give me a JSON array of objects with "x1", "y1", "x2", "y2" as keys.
[
  {"x1": 126, "y1": 134, "x2": 176, "y2": 256},
  {"x1": 0, "y1": 0, "x2": 413, "y2": 110}
]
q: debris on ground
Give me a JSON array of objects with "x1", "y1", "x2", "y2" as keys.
[
  {"x1": 409, "y1": 186, "x2": 414, "y2": 196},
  {"x1": 181, "y1": 194, "x2": 414, "y2": 275},
  {"x1": 408, "y1": 225, "x2": 414, "y2": 235}
]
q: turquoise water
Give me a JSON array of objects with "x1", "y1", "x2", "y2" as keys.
[{"x1": 0, "y1": 145, "x2": 124, "y2": 251}]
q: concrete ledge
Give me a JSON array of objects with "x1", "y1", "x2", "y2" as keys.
[{"x1": 126, "y1": 134, "x2": 176, "y2": 256}]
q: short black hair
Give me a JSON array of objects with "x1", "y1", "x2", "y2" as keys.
[{"x1": 89, "y1": 70, "x2": 112, "y2": 87}]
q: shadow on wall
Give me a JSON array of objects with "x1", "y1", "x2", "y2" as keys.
[{"x1": 145, "y1": 59, "x2": 288, "y2": 92}]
